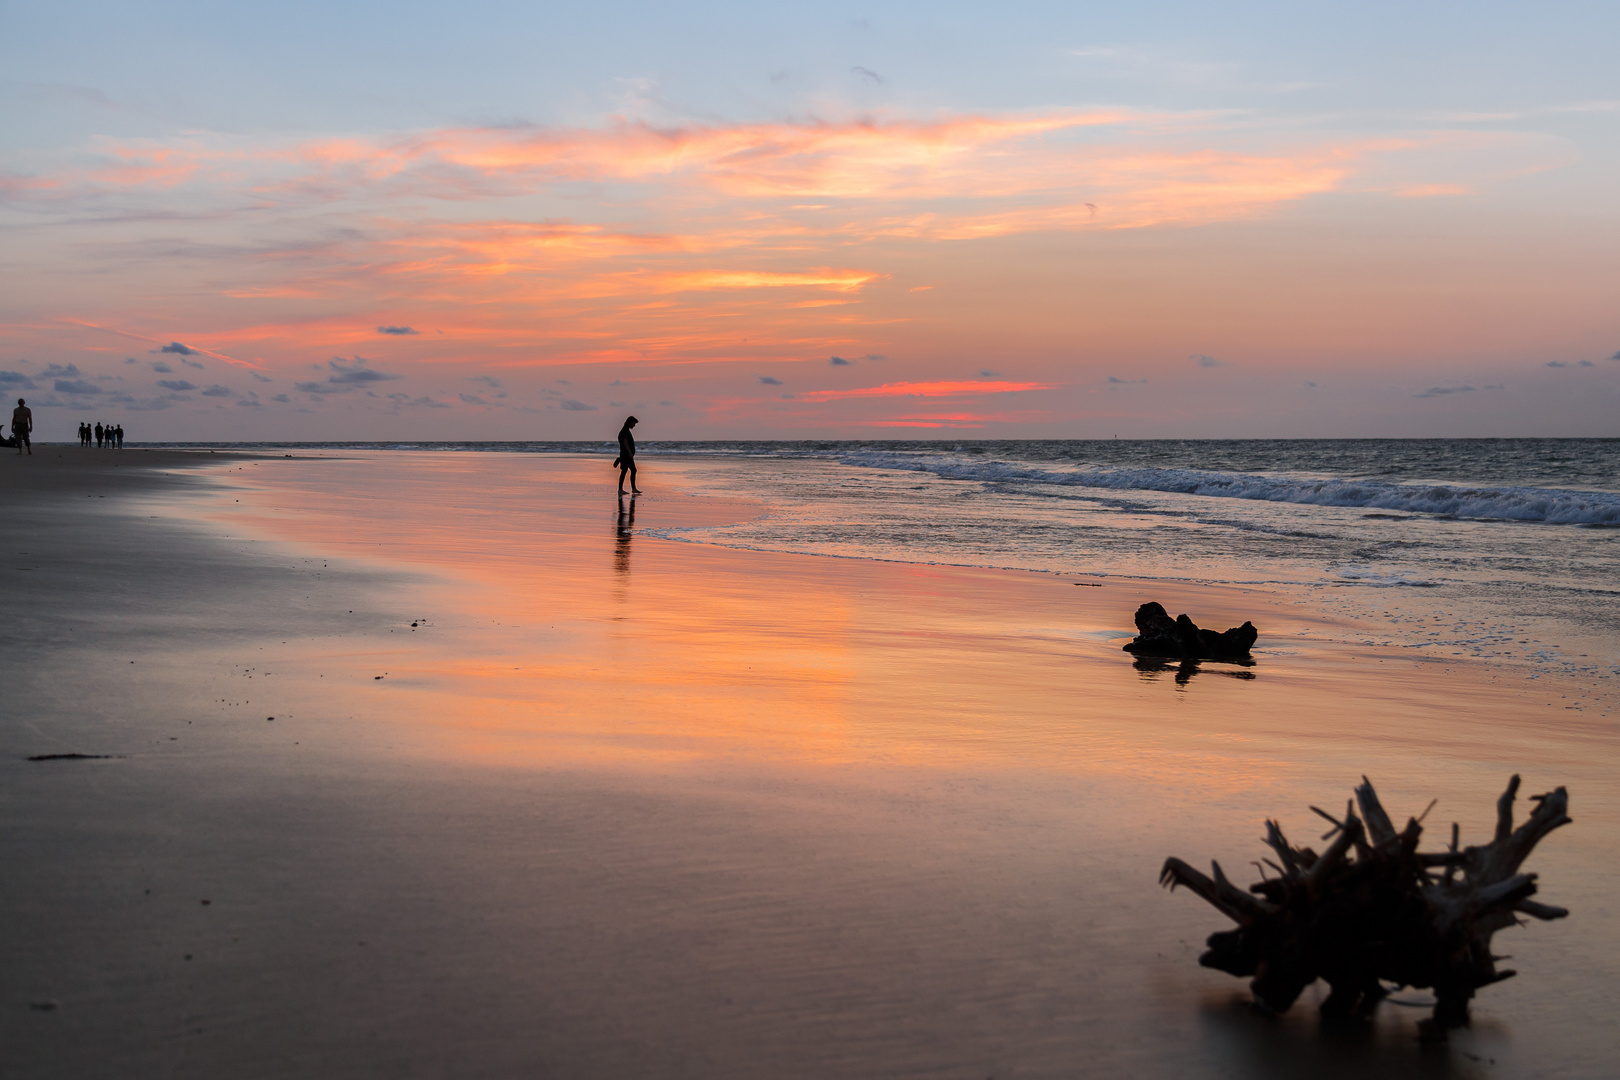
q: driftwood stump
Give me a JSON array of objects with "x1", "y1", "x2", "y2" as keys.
[
  {"x1": 1161, "y1": 776, "x2": 1570, "y2": 1040},
  {"x1": 1123, "y1": 602, "x2": 1256, "y2": 661}
]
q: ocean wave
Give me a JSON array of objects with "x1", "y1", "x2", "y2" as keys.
[
  {"x1": 836, "y1": 452, "x2": 1620, "y2": 525},
  {"x1": 1332, "y1": 568, "x2": 1440, "y2": 587}
]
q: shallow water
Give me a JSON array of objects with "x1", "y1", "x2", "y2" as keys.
[{"x1": 146, "y1": 440, "x2": 1620, "y2": 708}]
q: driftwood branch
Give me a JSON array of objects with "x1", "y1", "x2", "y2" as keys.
[
  {"x1": 1161, "y1": 776, "x2": 1571, "y2": 1040},
  {"x1": 1123, "y1": 602, "x2": 1256, "y2": 661}
]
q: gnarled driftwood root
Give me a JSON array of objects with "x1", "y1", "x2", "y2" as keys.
[{"x1": 1161, "y1": 776, "x2": 1570, "y2": 1040}]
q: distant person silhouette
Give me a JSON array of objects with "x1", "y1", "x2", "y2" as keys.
[
  {"x1": 78, "y1": 422, "x2": 88, "y2": 447},
  {"x1": 94, "y1": 422, "x2": 104, "y2": 448},
  {"x1": 12, "y1": 398, "x2": 32, "y2": 455},
  {"x1": 115, "y1": 424, "x2": 124, "y2": 448},
  {"x1": 613, "y1": 415, "x2": 642, "y2": 494}
]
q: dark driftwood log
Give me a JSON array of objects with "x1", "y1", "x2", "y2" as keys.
[
  {"x1": 1123, "y1": 602, "x2": 1257, "y2": 661},
  {"x1": 1161, "y1": 776, "x2": 1570, "y2": 1040}
]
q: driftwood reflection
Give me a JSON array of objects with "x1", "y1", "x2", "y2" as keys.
[{"x1": 1133, "y1": 656, "x2": 1257, "y2": 686}]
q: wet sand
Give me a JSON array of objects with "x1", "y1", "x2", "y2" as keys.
[{"x1": 2, "y1": 449, "x2": 1615, "y2": 1078}]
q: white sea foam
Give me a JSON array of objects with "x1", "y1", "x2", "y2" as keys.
[{"x1": 837, "y1": 452, "x2": 1620, "y2": 525}]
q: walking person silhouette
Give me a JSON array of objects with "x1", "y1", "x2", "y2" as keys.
[
  {"x1": 613, "y1": 415, "x2": 642, "y2": 494},
  {"x1": 12, "y1": 399, "x2": 32, "y2": 455}
]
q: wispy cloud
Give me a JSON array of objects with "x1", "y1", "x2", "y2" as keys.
[
  {"x1": 387, "y1": 392, "x2": 449, "y2": 409},
  {"x1": 295, "y1": 356, "x2": 402, "y2": 394},
  {"x1": 143, "y1": 338, "x2": 254, "y2": 371},
  {"x1": 1414, "y1": 384, "x2": 1476, "y2": 398},
  {"x1": 13, "y1": 109, "x2": 1397, "y2": 243},
  {"x1": 797, "y1": 379, "x2": 1050, "y2": 402},
  {"x1": 376, "y1": 325, "x2": 418, "y2": 335},
  {"x1": 326, "y1": 356, "x2": 400, "y2": 384}
]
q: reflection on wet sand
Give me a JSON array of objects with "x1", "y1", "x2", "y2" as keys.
[
  {"x1": 614, "y1": 493, "x2": 635, "y2": 592},
  {"x1": 1193, "y1": 995, "x2": 1476, "y2": 1080},
  {"x1": 143, "y1": 451, "x2": 1614, "y2": 1074},
  {"x1": 1134, "y1": 656, "x2": 1259, "y2": 687}
]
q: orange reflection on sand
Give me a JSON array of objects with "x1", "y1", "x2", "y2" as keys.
[
  {"x1": 218, "y1": 454, "x2": 866, "y2": 765},
  {"x1": 195, "y1": 452, "x2": 1589, "y2": 793}
]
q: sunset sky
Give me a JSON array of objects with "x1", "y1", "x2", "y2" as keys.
[{"x1": 3, "y1": 1, "x2": 1617, "y2": 440}]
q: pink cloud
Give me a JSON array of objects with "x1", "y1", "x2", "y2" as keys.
[
  {"x1": 797, "y1": 380, "x2": 1052, "y2": 401},
  {"x1": 11, "y1": 109, "x2": 1385, "y2": 239}
]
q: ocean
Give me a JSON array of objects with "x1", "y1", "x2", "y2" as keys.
[{"x1": 154, "y1": 438, "x2": 1620, "y2": 705}]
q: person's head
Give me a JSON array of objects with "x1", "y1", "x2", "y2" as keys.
[
  {"x1": 625, "y1": 415, "x2": 638, "y2": 428},
  {"x1": 16, "y1": 398, "x2": 23, "y2": 406}
]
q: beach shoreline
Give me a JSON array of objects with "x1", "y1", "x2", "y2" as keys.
[{"x1": 3, "y1": 450, "x2": 1613, "y2": 1078}]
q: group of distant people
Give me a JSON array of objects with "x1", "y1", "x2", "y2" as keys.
[{"x1": 80, "y1": 421, "x2": 125, "y2": 449}]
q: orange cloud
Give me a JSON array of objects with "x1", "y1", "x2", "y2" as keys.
[
  {"x1": 5, "y1": 107, "x2": 1566, "y2": 409},
  {"x1": 797, "y1": 380, "x2": 1052, "y2": 401},
  {"x1": 646, "y1": 269, "x2": 882, "y2": 293},
  {"x1": 16, "y1": 109, "x2": 1384, "y2": 238},
  {"x1": 869, "y1": 416, "x2": 988, "y2": 428}
]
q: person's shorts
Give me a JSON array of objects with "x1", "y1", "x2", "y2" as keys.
[{"x1": 16, "y1": 429, "x2": 28, "y2": 445}]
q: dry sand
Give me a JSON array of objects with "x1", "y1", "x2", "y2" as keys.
[{"x1": 2, "y1": 449, "x2": 1615, "y2": 1078}]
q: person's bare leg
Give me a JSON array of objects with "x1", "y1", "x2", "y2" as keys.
[{"x1": 629, "y1": 460, "x2": 641, "y2": 494}]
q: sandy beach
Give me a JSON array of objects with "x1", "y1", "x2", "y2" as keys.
[{"x1": 3, "y1": 449, "x2": 1614, "y2": 1078}]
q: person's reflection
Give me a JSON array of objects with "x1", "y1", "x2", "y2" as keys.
[
  {"x1": 1133, "y1": 657, "x2": 1256, "y2": 688},
  {"x1": 614, "y1": 493, "x2": 636, "y2": 582}
]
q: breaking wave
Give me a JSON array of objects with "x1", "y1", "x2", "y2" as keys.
[{"x1": 836, "y1": 452, "x2": 1620, "y2": 526}]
